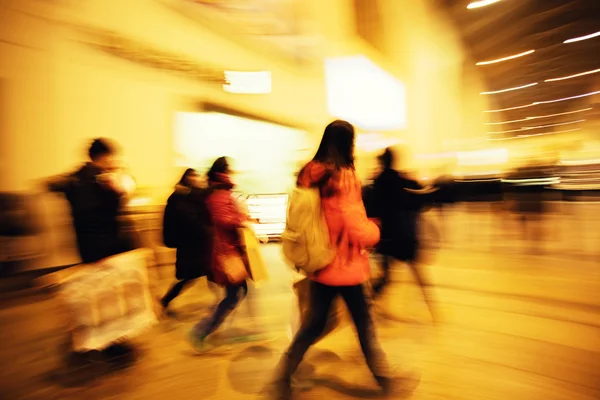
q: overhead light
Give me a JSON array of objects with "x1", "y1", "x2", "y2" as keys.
[
  {"x1": 564, "y1": 30, "x2": 600, "y2": 44},
  {"x1": 533, "y1": 90, "x2": 600, "y2": 105},
  {"x1": 481, "y1": 82, "x2": 537, "y2": 95},
  {"x1": 223, "y1": 71, "x2": 272, "y2": 94},
  {"x1": 526, "y1": 108, "x2": 592, "y2": 120},
  {"x1": 476, "y1": 50, "x2": 535, "y2": 66},
  {"x1": 484, "y1": 103, "x2": 535, "y2": 113},
  {"x1": 485, "y1": 118, "x2": 529, "y2": 126},
  {"x1": 324, "y1": 55, "x2": 407, "y2": 130},
  {"x1": 467, "y1": 0, "x2": 502, "y2": 9},
  {"x1": 545, "y1": 68, "x2": 600, "y2": 82}
]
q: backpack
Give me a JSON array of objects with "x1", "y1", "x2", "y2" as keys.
[{"x1": 281, "y1": 187, "x2": 336, "y2": 274}]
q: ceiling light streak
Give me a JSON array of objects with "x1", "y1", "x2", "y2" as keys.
[
  {"x1": 476, "y1": 49, "x2": 535, "y2": 66},
  {"x1": 564, "y1": 31, "x2": 600, "y2": 44},
  {"x1": 533, "y1": 90, "x2": 600, "y2": 105},
  {"x1": 487, "y1": 120, "x2": 584, "y2": 134},
  {"x1": 485, "y1": 118, "x2": 529, "y2": 126},
  {"x1": 481, "y1": 82, "x2": 538, "y2": 95},
  {"x1": 484, "y1": 91, "x2": 599, "y2": 113},
  {"x1": 488, "y1": 128, "x2": 581, "y2": 140},
  {"x1": 526, "y1": 108, "x2": 592, "y2": 120},
  {"x1": 487, "y1": 128, "x2": 529, "y2": 134},
  {"x1": 522, "y1": 119, "x2": 585, "y2": 130},
  {"x1": 545, "y1": 68, "x2": 600, "y2": 82},
  {"x1": 484, "y1": 103, "x2": 535, "y2": 113},
  {"x1": 467, "y1": 0, "x2": 502, "y2": 9}
]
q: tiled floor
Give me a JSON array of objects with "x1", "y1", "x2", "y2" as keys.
[{"x1": 1, "y1": 242, "x2": 599, "y2": 399}]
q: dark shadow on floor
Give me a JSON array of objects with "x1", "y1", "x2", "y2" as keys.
[
  {"x1": 47, "y1": 343, "x2": 140, "y2": 388},
  {"x1": 309, "y1": 373, "x2": 420, "y2": 399}
]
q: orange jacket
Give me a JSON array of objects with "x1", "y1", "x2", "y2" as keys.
[{"x1": 297, "y1": 161, "x2": 380, "y2": 286}]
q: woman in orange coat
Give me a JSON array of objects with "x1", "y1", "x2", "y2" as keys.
[{"x1": 272, "y1": 120, "x2": 393, "y2": 398}]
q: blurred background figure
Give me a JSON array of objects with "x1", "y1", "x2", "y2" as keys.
[
  {"x1": 160, "y1": 168, "x2": 215, "y2": 316},
  {"x1": 366, "y1": 147, "x2": 439, "y2": 322},
  {"x1": 508, "y1": 162, "x2": 550, "y2": 253}
]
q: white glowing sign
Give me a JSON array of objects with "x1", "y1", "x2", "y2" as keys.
[
  {"x1": 325, "y1": 55, "x2": 407, "y2": 131},
  {"x1": 223, "y1": 71, "x2": 272, "y2": 94}
]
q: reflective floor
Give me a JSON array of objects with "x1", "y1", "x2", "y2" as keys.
[{"x1": 1, "y1": 237, "x2": 600, "y2": 399}]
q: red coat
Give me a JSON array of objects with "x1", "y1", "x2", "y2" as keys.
[
  {"x1": 205, "y1": 188, "x2": 247, "y2": 285},
  {"x1": 297, "y1": 161, "x2": 380, "y2": 286}
]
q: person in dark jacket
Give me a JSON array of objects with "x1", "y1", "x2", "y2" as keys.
[
  {"x1": 47, "y1": 138, "x2": 138, "y2": 361},
  {"x1": 368, "y1": 147, "x2": 438, "y2": 321},
  {"x1": 160, "y1": 168, "x2": 214, "y2": 313},
  {"x1": 47, "y1": 138, "x2": 137, "y2": 264}
]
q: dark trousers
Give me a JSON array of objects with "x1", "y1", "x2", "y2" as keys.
[
  {"x1": 203, "y1": 281, "x2": 248, "y2": 336},
  {"x1": 277, "y1": 281, "x2": 389, "y2": 383},
  {"x1": 161, "y1": 279, "x2": 196, "y2": 308},
  {"x1": 372, "y1": 255, "x2": 392, "y2": 298}
]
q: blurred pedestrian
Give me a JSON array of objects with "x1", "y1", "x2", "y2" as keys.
[
  {"x1": 368, "y1": 147, "x2": 439, "y2": 321},
  {"x1": 47, "y1": 138, "x2": 137, "y2": 264},
  {"x1": 188, "y1": 157, "x2": 253, "y2": 352},
  {"x1": 160, "y1": 168, "x2": 215, "y2": 316},
  {"x1": 270, "y1": 120, "x2": 394, "y2": 399},
  {"x1": 46, "y1": 138, "x2": 139, "y2": 362}
]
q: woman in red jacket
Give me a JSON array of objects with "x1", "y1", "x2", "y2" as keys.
[
  {"x1": 272, "y1": 120, "x2": 393, "y2": 398},
  {"x1": 189, "y1": 157, "x2": 249, "y2": 352}
]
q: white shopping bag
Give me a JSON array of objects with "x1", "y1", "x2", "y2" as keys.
[{"x1": 59, "y1": 249, "x2": 158, "y2": 351}]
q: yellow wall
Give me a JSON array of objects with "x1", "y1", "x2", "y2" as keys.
[{"x1": 0, "y1": 0, "x2": 491, "y2": 196}]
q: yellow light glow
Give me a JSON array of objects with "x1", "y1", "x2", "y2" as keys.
[
  {"x1": 325, "y1": 56, "x2": 407, "y2": 130},
  {"x1": 545, "y1": 68, "x2": 600, "y2": 82},
  {"x1": 467, "y1": 0, "x2": 502, "y2": 9},
  {"x1": 484, "y1": 103, "x2": 535, "y2": 113},
  {"x1": 526, "y1": 108, "x2": 592, "y2": 120},
  {"x1": 476, "y1": 50, "x2": 535, "y2": 66},
  {"x1": 485, "y1": 118, "x2": 529, "y2": 126},
  {"x1": 533, "y1": 90, "x2": 600, "y2": 105},
  {"x1": 564, "y1": 30, "x2": 600, "y2": 44},
  {"x1": 560, "y1": 159, "x2": 600, "y2": 166},
  {"x1": 481, "y1": 82, "x2": 537, "y2": 95},
  {"x1": 457, "y1": 148, "x2": 508, "y2": 166},
  {"x1": 223, "y1": 71, "x2": 272, "y2": 94}
]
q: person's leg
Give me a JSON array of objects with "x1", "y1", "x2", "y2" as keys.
[
  {"x1": 202, "y1": 281, "x2": 248, "y2": 337},
  {"x1": 407, "y1": 261, "x2": 438, "y2": 322},
  {"x1": 372, "y1": 254, "x2": 391, "y2": 298},
  {"x1": 339, "y1": 284, "x2": 391, "y2": 388},
  {"x1": 273, "y1": 281, "x2": 337, "y2": 389},
  {"x1": 160, "y1": 279, "x2": 194, "y2": 308}
]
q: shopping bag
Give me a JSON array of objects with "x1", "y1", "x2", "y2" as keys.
[
  {"x1": 290, "y1": 278, "x2": 346, "y2": 343},
  {"x1": 238, "y1": 226, "x2": 269, "y2": 284},
  {"x1": 58, "y1": 248, "x2": 158, "y2": 352},
  {"x1": 218, "y1": 253, "x2": 249, "y2": 285}
]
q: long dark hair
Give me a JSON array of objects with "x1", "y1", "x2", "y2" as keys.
[
  {"x1": 312, "y1": 120, "x2": 356, "y2": 169},
  {"x1": 178, "y1": 168, "x2": 197, "y2": 187},
  {"x1": 207, "y1": 156, "x2": 230, "y2": 184}
]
